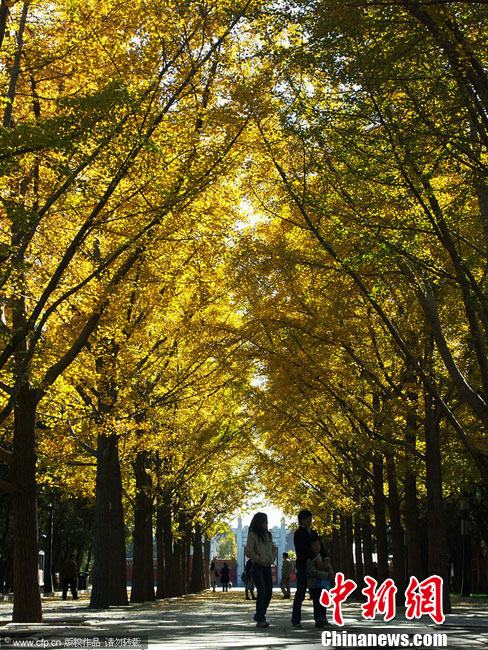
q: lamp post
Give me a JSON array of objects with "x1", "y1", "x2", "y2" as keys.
[
  {"x1": 460, "y1": 498, "x2": 471, "y2": 597},
  {"x1": 43, "y1": 503, "x2": 54, "y2": 595}
]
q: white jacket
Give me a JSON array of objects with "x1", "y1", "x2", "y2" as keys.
[{"x1": 245, "y1": 530, "x2": 274, "y2": 566}]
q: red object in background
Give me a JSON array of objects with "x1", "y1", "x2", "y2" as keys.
[{"x1": 214, "y1": 559, "x2": 237, "y2": 585}]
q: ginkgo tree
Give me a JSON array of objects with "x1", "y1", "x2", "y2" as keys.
[
  {"x1": 219, "y1": 0, "x2": 488, "y2": 608},
  {"x1": 225, "y1": 180, "x2": 482, "y2": 610},
  {"x1": 0, "y1": 0, "x2": 258, "y2": 622},
  {"x1": 32, "y1": 170, "x2": 254, "y2": 608}
]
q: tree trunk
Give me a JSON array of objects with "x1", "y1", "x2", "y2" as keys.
[
  {"x1": 84, "y1": 546, "x2": 92, "y2": 575},
  {"x1": 0, "y1": 502, "x2": 12, "y2": 595},
  {"x1": 425, "y1": 384, "x2": 451, "y2": 613},
  {"x1": 203, "y1": 536, "x2": 210, "y2": 589},
  {"x1": 12, "y1": 386, "x2": 42, "y2": 622},
  {"x1": 3, "y1": 1, "x2": 29, "y2": 129},
  {"x1": 162, "y1": 501, "x2": 179, "y2": 597},
  {"x1": 386, "y1": 453, "x2": 406, "y2": 595},
  {"x1": 331, "y1": 512, "x2": 342, "y2": 573},
  {"x1": 155, "y1": 505, "x2": 165, "y2": 598},
  {"x1": 404, "y1": 391, "x2": 424, "y2": 580},
  {"x1": 43, "y1": 504, "x2": 54, "y2": 594},
  {"x1": 173, "y1": 539, "x2": 183, "y2": 597},
  {"x1": 90, "y1": 434, "x2": 128, "y2": 608},
  {"x1": 0, "y1": 0, "x2": 9, "y2": 51},
  {"x1": 190, "y1": 524, "x2": 205, "y2": 593},
  {"x1": 404, "y1": 471, "x2": 423, "y2": 579},
  {"x1": 353, "y1": 513, "x2": 364, "y2": 585},
  {"x1": 372, "y1": 453, "x2": 389, "y2": 582},
  {"x1": 344, "y1": 514, "x2": 355, "y2": 580},
  {"x1": 186, "y1": 537, "x2": 192, "y2": 592},
  {"x1": 362, "y1": 507, "x2": 374, "y2": 578},
  {"x1": 339, "y1": 514, "x2": 346, "y2": 575},
  {"x1": 181, "y1": 529, "x2": 189, "y2": 595},
  {"x1": 130, "y1": 451, "x2": 155, "y2": 603}
]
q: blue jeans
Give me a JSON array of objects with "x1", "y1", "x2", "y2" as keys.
[
  {"x1": 252, "y1": 564, "x2": 273, "y2": 622},
  {"x1": 292, "y1": 567, "x2": 307, "y2": 624}
]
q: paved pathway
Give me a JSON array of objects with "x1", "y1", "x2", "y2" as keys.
[{"x1": 0, "y1": 589, "x2": 486, "y2": 649}]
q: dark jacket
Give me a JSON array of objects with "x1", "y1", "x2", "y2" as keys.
[
  {"x1": 294, "y1": 526, "x2": 316, "y2": 571},
  {"x1": 220, "y1": 565, "x2": 230, "y2": 582},
  {"x1": 61, "y1": 559, "x2": 78, "y2": 580}
]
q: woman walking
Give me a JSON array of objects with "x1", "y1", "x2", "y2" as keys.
[{"x1": 244, "y1": 512, "x2": 274, "y2": 628}]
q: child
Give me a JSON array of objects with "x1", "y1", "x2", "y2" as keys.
[{"x1": 307, "y1": 534, "x2": 334, "y2": 628}]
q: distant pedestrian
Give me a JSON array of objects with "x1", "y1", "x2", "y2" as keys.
[
  {"x1": 61, "y1": 554, "x2": 78, "y2": 600},
  {"x1": 307, "y1": 533, "x2": 334, "y2": 628},
  {"x1": 242, "y1": 558, "x2": 256, "y2": 600},
  {"x1": 291, "y1": 509, "x2": 316, "y2": 628},
  {"x1": 280, "y1": 552, "x2": 291, "y2": 599},
  {"x1": 210, "y1": 559, "x2": 219, "y2": 592},
  {"x1": 220, "y1": 563, "x2": 230, "y2": 592},
  {"x1": 245, "y1": 512, "x2": 274, "y2": 628}
]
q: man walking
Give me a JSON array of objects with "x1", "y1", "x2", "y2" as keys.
[
  {"x1": 220, "y1": 562, "x2": 230, "y2": 592},
  {"x1": 281, "y1": 552, "x2": 291, "y2": 599},
  {"x1": 61, "y1": 554, "x2": 79, "y2": 600},
  {"x1": 291, "y1": 509, "x2": 315, "y2": 628}
]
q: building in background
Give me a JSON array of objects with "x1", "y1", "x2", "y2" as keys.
[{"x1": 211, "y1": 517, "x2": 295, "y2": 587}]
